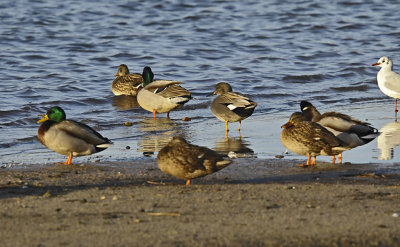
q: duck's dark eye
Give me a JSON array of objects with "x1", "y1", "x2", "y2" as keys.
[{"x1": 382, "y1": 60, "x2": 385, "y2": 63}]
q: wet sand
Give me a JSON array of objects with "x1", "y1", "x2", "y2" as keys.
[{"x1": 1, "y1": 159, "x2": 399, "y2": 247}]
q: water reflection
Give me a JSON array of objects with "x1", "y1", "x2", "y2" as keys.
[
  {"x1": 137, "y1": 117, "x2": 186, "y2": 156},
  {"x1": 213, "y1": 136, "x2": 255, "y2": 158},
  {"x1": 377, "y1": 122, "x2": 400, "y2": 160},
  {"x1": 112, "y1": 96, "x2": 139, "y2": 110}
]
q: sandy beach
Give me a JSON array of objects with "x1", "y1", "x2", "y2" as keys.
[{"x1": 1, "y1": 159, "x2": 399, "y2": 247}]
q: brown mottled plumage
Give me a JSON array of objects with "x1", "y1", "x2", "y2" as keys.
[
  {"x1": 300, "y1": 101, "x2": 379, "y2": 163},
  {"x1": 157, "y1": 136, "x2": 232, "y2": 185},
  {"x1": 280, "y1": 112, "x2": 350, "y2": 166},
  {"x1": 112, "y1": 64, "x2": 143, "y2": 96}
]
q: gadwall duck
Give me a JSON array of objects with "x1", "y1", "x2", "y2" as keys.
[{"x1": 209, "y1": 82, "x2": 257, "y2": 132}]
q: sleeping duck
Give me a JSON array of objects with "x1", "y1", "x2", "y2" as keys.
[
  {"x1": 281, "y1": 112, "x2": 351, "y2": 166},
  {"x1": 300, "y1": 101, "x2": 379, "y2": 163},
  {"x1": 157, "y1": 136, "x2": 232, "y2": 185},
  {"x1": 137, "y1": 66, "x2": 192, "y2": 119},
  {"x1": 37, "y1": 106, "x2": 112, "y2": 165}
]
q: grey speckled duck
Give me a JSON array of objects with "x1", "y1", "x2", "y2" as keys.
[
  {"x1": 111, "y1": 64, "x2": 143, "y2": 96},
  {"x1": 300, "y1": 101, "x2": 379, "y2": 164},
  {"x1": 37, "y1": 106, "x2": 112, "y2": 165},
  {"x1": 280, "y1": 112, "x2": 350, "y2": 166},
  {"x1": 209, "y1": 82, "x2": 257, "y2": 132},
  {"x1": 157, "y1": 136, "x2": 232, "y2": 185},
  {"x1": 137, "y1": 67, "x2": 192, "y2": 118}
]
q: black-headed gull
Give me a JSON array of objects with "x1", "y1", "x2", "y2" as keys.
[{"x1": 373, "y1": 56, "x2": 400, "y2": 121}]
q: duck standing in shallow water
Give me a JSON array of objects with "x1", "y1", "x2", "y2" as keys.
[
  {"x1": 300, "y1": 101, "x2": 379, "y2": 164},
  {"x1": 137, "y1": 66, "x2": 192, "y2": 119},
  {"x1": 208, "y1": 82, "x2": 257, "y2": 133},
  {"x1": 373, "y1": 56, "x2": 400, "y2": 121},
  {"x1": 157, "y1": 136, "x2": 232, "y2": 185},
  {"x1": 280, "y1": 112, "x2": 350, "y2": 166},
  {"x1": 37, "y1": 106, "x2": 112, "y2": 165},
  {"x1": 112, "y1": 64, "x2": 143, "y2": 96}
]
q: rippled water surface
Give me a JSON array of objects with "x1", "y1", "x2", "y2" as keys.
[{"x1": 1, "y1": 0, "x2": 400, "y2": 168}]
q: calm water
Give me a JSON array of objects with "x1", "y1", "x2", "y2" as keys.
[{"x1": 1, "y1": 0, "x2": 400, "y2": 169}]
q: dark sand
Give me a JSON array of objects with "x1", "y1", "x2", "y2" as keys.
[{"x1": 1, "y1": 159, "x2": 399, "y2": 247}]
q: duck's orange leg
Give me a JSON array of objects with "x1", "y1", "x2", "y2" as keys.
[
  {"x1": 238, "y1": 120, "x2": 241, "y2": 131},
  {"x1": 153, "y1": 110, "x2": 157, "y2": 119},
  {"x1": 62, "y1": 154, "x2": 73, "y2": 165},
  {"x1": 225, "y1": 121, "x2": 229, "y2": 132},
  {"x1": 186, "y1": 179, "x2": 191, "y2": 186},
  {"x1": 311, "y1": 156, "x2": 316, "y2": 166},
  {"x1": 296, "y1": 155, "x2": 311, "y2": 167},
  {"x1": 66, "y1": 154, "x2": 73, "y2": 165},
  {"x1": 332, "y1": 156, "x2": 336, "y2": 165},
  {"x1": 338, "y1": 153, "x2": 342, "y2": 164}
]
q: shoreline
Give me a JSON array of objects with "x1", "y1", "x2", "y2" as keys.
[{"x1": 1, "y1": 159, "x2": 400, "y2": 246}]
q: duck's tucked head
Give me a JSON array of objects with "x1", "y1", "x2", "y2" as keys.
[
  {"x1": 142, "y1": 66, "x2": 155, "y2": 87},
  {"x1": 373, "y1": 56, "x2": 392, "y2": 68},
  {"x1": 281, "y1": 112, "x2": 305, "y2": 129},
  {"x1": 37, "y1": 106, "x2": 66, "y2": 123},
  {"x1": 115, "y1": 64, "x2": 129, "y2": 77},
  {"x1": 208, "y1": 82, "x2": 233, "y2": 96}
]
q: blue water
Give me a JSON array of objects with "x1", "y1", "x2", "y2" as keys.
[{"x1": 0, "y1": 0, "x2": 400, "y2": 168}]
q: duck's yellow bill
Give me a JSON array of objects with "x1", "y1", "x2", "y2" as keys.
[
  {"x1": 37, "y1": 114, "x2": 49, "y2": 123},
  {"x1": 281, "y1": 121, "x2": 293, "y2": 129}
]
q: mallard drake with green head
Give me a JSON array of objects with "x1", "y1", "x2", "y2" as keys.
[
  {"x1": 137, "y1": 66, "x2": 192, "y2": 118},
  {"x1": 112, "y1": 64, "x2": 143, "y2": 96},
  {"x1": 208, "y1": 82, "x2": 257, "y2": 132},
  {"x1": 300, "y1": 101, "x2": 379, "y2": 163},
  {"x1": 157, "y1": 136, "x2": 232, "y2": 185},
  {"x1": 280, "y1": 112, "x2": 350, "y2": 166},
  {"x1": 37, "y1": 106, "x2": 112, "y2": 165}
]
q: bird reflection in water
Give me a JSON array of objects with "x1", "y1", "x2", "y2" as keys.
[
  {"x1": 213, "y1": 135, "x2": 255, "y2": 158},
  {"x1": 377, "y1": 122, "x2": 400, "y2": 160},
  {"x1": 137, "y1": 117, "x2": 186, "y2": 156},
  {"x1": 112, "y1": 95, "x2": 139, "y2": 110}
]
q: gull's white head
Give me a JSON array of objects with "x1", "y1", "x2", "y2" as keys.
[{"x1": 373, "y1": 56, "x2": 392, "y2": 69}]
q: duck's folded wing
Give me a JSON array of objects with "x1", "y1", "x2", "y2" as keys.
[
  {"x1": 320, "y1": 112, "x2": 375, "y2": 135},
  {"x1": 218, "y1": 92, "x2": 257, "y2": 109},
  {"x1": 144, "y1": 80, "x2": 182, "y2": 90},
  {"x1": 113, "y1": 74, "x2": 143, "y2": 88},
  {"x1": 55, "y1": 120, "x2": 111, "y2": 145}
]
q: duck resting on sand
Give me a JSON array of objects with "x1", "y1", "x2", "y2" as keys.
[{"x1": 157, "y1": 136, "x2": 232, "y2": 185}]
